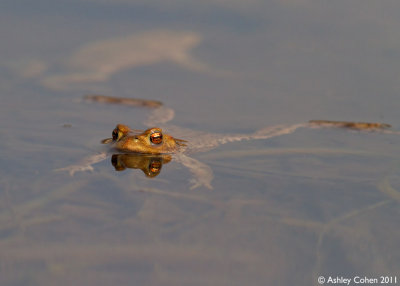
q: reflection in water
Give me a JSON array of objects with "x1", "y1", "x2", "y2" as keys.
[
  {"x1": 111, "y1": 153, "x2": 171, "y2": 177},
  {"x1": 2, "y1": 151, "x2": 400, "y2": 286},
  {"x1": 16, "y1": 29, "x2": 223, "y2": 91},
  {"x1": 3, "y1": 1, "x2": 400, "y2": 283}
]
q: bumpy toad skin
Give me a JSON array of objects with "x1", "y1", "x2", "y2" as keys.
[{"x1": 101, "y1": 124, "x2": 186, "y2": 154}]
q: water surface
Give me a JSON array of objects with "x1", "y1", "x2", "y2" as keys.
[{"x1": 1, "y1": 1, "x2": 400, "y2": 285}]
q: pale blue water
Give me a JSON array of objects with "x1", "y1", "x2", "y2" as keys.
[{"x1": 1, "y1": 1, "x2": 400, "y2": 285}]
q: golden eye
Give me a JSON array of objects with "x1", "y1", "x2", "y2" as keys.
[{"x1": 150, "y1": 131, "x2": 163, "y2": 145}]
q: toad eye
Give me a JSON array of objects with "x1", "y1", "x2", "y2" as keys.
[
  {"x1": 150, "y1": 131, "x2": 163, "y2": 145},
  {"x1": 112, "y1": 128, "x2": 119, "y2": 141},
  {"x1": 112, "y1": 128, "x2": 124, "y2": 141}
]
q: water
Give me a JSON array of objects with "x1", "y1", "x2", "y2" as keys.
[{"x1": 1, "y1": 1, "x2": 400, "y2": 285}]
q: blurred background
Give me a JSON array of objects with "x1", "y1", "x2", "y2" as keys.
[{"x1": 1, "y1": 1, "x2": 400, "y2": 285}]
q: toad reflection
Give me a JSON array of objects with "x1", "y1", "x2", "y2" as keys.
[{"x1": 111, "y1": 153, "x2": 172, "y2": 178}]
